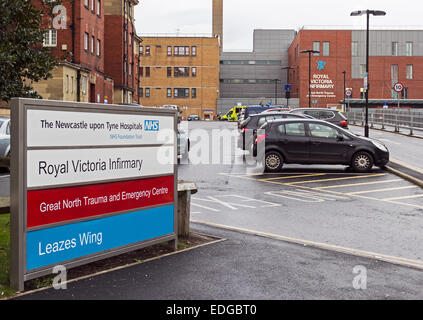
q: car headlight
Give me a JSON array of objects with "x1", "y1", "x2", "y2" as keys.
[{"x1": 372, "y1": 140, "x2": 388, "y2": 152}]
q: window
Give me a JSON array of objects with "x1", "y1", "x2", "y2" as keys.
[
  {"x1": 401, "y1": 87, "x2": 408, "y2": 99},
  {"x1": 192, "y1": 67, "x2": 197, "y2": 77},
  {"x1": 276, "y1": 124, "x2": 286, "y2": 135},
  {"x1": 145, "y1": 46, "x2": 150, "y2": 56},
  {"x1": 70, "y1": 76, "x2": 73, "y2": 94},
  {"x1": 309, "y1": 123, "x2": 339, "y2": 139},
  {"x1": 174, "y1": 88, "x2": 189, "y2": 98},
  {"x1": 167, "y1": 46, "x2": 172, "y2": 56},
  {"x1": 84, "y1": 0, "x2": 89, "y2": 8},
  {"x1": 185, "y1": 46, "x2": 190, "y2": 56},
  {"x1": 313, "y1": 42, "x2": 320, "y2": 55},
  {"x1": 406, "y1": 42, "x2": 413, "y2": 57},
  {"x1": 91, "y1": 36, "x2": 95, "y2": 54},
  {"x1": 91, "y1": 0, "x2": 95, "y2": 12},
  {"x1": 65, "y1": 75, "x2": 69, "y2": 93},
  {"x1": 174, "y1": 67, "x2": 190, "y2": 77},
  {"x1": 43, "y1": 29, "x2": 57, "y2": 47},
  {"x1": 139, "y1": 67, "x2": 143, "y2": 77},
  {"x1": 167, "y1": 67, "x2": 172, "y2": 77},
  {"x1": 145, "y1": 67, "x2": 150, "y2": 77},
  {"x1": 139, "y1": 46, "x2": 144, "y2": 56},
  {"x1": 139, "y1": 87, "x2": 143, "y2": 98},
  {"x1": 129, "y1": 63, "x2": 132, "y2": 76},
  {"x1": 84, "y1": 33, "x2": 89, "y2": 51},
  {"x1": 351, "y1": 41, "x2": 358, "y2": 57},
  {"x1": 392, "y1": 42, "x2": 399, "y2": 56},
  {"x1": 360, "y1": 89, "x2": 366, "y2": 99},
  {"x1": 167, "y1": 88, "x2": 172, "y2": 98},
  {"x1": 82, "y1": 76, "x2": 87, "y2": 94},
  {"x1": 192, "y1": 46, "x2": 197, "y2": 56},
  {"x1": 406, "y1": 65, "x2": 413, "y2": 80},
  {"x1": 285, "y1": 123, "x2": 306, "y2": 136},
  {"x1": 391, "y1": 64, "x2": 398, "y2": 81},
  {"x1": 97, "y1": 0, "x2": 100, "y2": 15},
  {"x1": 96, "y1": 39, "x2": 101, "y2": 56},
  {"x1": 322, "y1": 42, "x2": 330, "y2": 56},
  {"x1": 145, "y1": 88, "x2": 150, "y2": 98},
  {"x1": 191, "y1": 88, "x2": 196, "y2": 99}
]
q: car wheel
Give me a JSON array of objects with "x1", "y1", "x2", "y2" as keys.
[
  {"x1": 352, "y1": 151, "x2": 374, "y2": 173},
  {"x1": 264, "y1": 151, "x2": 283, "y2": 172}
]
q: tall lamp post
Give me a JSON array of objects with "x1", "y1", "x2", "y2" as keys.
[
  {"x1": 350, "y1": 9, "x2": 386, "y2": 137},
  {"x1": 301, "y1": 50, "x2": 320, "y2": 108},
  {"x1": 282, "y1": 66, "x2": 294, "y2": 107}
]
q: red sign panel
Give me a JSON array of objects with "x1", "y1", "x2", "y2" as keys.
[{"x1": 27, "y1": 176, "x2": 174, "y2": 228}]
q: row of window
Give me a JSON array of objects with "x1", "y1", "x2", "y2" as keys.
[
  {"x1": 358, "y1": 64, "x2": 414, "y2": 80},
  {"x1": 139, "y1": 88, "x2": 197, "y2": 99},
  {"x1": 352, "y1": 41, "x2": 414, "y2": 57},
  {"x1": 313, "y1": 41, "x2": 330, "y2": 56},
  {"x1": 64, "y1": 75, "x2": 88, "y2": 95},
  {"x1": 84, "y1": 32, "x2": 101, "y2": 56},
  {"x1": 220, "y1": 60, "x2": 281, "y2": 65},
  {"x1": 84, "y1": 0, "x2": 101, "y2": 16},
  {"x1": 138, "y1": 66, "x2": 198, "y2": 77},
  {"x1": 138, "y1": 46, "x2": 198, "y2": 57}
]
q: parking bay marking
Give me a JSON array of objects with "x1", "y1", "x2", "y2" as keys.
[
  {"x1": 285, "y1": 173, "x2": 386, "y2": 185},
  {"x1": 222, "y1": 173, "x2": 423, "y2": 210},
  {"x1": 347, "y1": 185, "x2": 419, "y2": 195},
  {"x1": 316, "y1": 179, "x2": 402, "y2": 190},
  {"x1": 265, "y1": 189, "x2": 349, "y2": 203},
  {"x1": 191, "y1": 195, "x2": 281, "y2": 212}
]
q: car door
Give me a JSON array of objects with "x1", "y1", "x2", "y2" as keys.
[
  {"x1": 307, "y1": 122, "x2": 351, "y2": 163},
  {"x1": 273, "y1": 122, "x2": 310, "y2": 163}
]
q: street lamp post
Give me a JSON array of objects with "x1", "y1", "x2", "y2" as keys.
[
  {"x1": 350, "y1": 9, "x2": 386, "y2": 137},
  {"x1": 301, "y1": 50, "x2": 319, "y2": 108},
  {"x1": 282, "y1": 66, "x2": 294, "y2": 107},
  {"x1": 272, "y1": 79, "x2": 280, "y2": 105}
]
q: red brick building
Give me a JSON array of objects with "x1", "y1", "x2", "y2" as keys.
[
  {"x1": 288, "y1": 28, "x2": 423, "y2": 109},
  {"x1": 104, "y1": 0, "x2": 140, "y2": 104},
  {"x1": 33, "y1": 0, "x2": 114, "y2": 103}
]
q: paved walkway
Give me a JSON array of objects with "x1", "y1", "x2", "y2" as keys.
[{"x1": 14, "y1": 223, "x2": 423, "y2": 300}]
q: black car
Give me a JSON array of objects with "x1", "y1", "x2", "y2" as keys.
[
  {"x1": 238, "y1": 112, "x2": 306, "y2": 150},
  {"x1": 254, "y1": 119, "x2": 389, "y2": 173},
  {"x1": 289, "y1": 108, "x2": 348, "y2": 129}
]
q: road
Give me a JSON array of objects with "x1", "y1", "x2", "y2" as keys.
[{"x1": 179, "y1": 121, "x2": 423, "y2": 263}]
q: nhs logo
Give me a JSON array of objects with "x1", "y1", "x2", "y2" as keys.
[{"x1": 144, "y1": 120, "x2": 160, "y2": 131}]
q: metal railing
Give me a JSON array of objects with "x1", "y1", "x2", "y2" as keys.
[{"x1": 347, "y1": 109, "x2": 423, "y2": 136}]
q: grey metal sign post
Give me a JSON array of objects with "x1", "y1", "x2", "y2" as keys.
[{"x1": 10, "y1": 98, "x2": 178, "y2": 291}]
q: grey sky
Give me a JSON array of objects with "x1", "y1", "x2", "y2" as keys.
[{"x1": 134, "y1": 0, "x2": 423, "y2": 51}]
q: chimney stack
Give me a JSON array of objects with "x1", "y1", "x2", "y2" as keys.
[{"x1": 212, "y1": 0, "x2": 223, "y2": 52}]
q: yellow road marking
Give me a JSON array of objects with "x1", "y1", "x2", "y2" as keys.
[
  {"x1": 381, "y1": 194, "x2": 423, "y2": 201},
  {"x1": 286, "y1": 173, "x2": 386, "y2": 185},
  {"x1": 317, "y1": 179, "x2": 401, "y2": 190},
  {"x1": 257, "y1": 173, "x2": 326, "y2": 181},
  {"x1": 348, "y1": 185, "x2": 419, "y2": 195}
]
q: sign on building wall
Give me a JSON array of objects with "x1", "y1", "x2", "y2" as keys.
[
  {"x1": 309, "y1": 60, "x2": 336, "y2": 99},
  {"x1": 10, "y1": 98, "x2": 177, "y2": 291}
]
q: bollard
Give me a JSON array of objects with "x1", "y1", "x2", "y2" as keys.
[{"x1": 177, "y1": 180, "x2": 198, "y2": 237}]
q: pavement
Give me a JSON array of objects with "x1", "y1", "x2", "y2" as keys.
[
  {"x1": 13, "y1": 223, "x2": 423, "y2": 300},
  {"x1": 349, "y1": 125, "x2": 423, "y2": 186}
]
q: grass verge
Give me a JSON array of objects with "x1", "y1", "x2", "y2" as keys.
[{"x1": 0, "y1": 214, "x2": 14, "y2": 298}]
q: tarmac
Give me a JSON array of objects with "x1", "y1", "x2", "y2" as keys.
[{"x1": 13, "y1": 222, "x2": 423, "y2": 300}]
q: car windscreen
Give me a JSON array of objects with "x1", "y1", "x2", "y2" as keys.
[{"x1": 0, "y1": 120, "x2": 4, "y2": 128}]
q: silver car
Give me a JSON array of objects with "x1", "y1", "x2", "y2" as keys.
[{"x1": 0, "y1": 116, "x2": 10, "y2": 157}]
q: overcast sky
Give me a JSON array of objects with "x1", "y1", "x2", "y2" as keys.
[{"x1": 134, "y1": 0, "x2": 423, "y2": 51}]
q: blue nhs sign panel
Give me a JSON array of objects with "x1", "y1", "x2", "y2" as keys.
[{"x1": 144, "y1": 120, "x2": 160, "y2": 131}]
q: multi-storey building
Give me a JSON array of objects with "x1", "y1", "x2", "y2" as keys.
[
  {"x1": 138, "y1": 36, "x2": 220, "y2": 119},
  {"x1": 104, "y1": 0, "x2": 140, "y2": 104},
  {"x1": 32, "y1": 0, "x2": 114, "y2": 103},
  {"x1": 289, "y1": 28, "x2": 423, "y2": 109}
]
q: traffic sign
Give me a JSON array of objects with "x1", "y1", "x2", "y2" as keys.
[
  {"x1": 393, "y1": 82, "x2": 404, "y2": 93},
  {"x1": 345, "y1": 89, "x2": 352, "y2": 97}
]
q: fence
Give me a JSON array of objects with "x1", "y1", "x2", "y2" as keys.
[{"x1": 347, "y1": 109, "x2": 423, "y2": 136}]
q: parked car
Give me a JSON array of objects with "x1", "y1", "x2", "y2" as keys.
[
  {"x1": 261, "y1": 107, "x2": 291, "y2": 113},
  {"x1": 289, "y1": 108, "x2": 348, "y2": 129},
  {"x1": 0, "y1": 117, "x2": 10, "y2": 169},
  {"x1": 253, "y1": 118, "x2": 389, "y2": 173},
  {"x1": 238, "y1": 112, "x2": 306, "y2": 150},
  {"x1": 187, "y1": 114, "x2": 200, "y2": 121}
]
